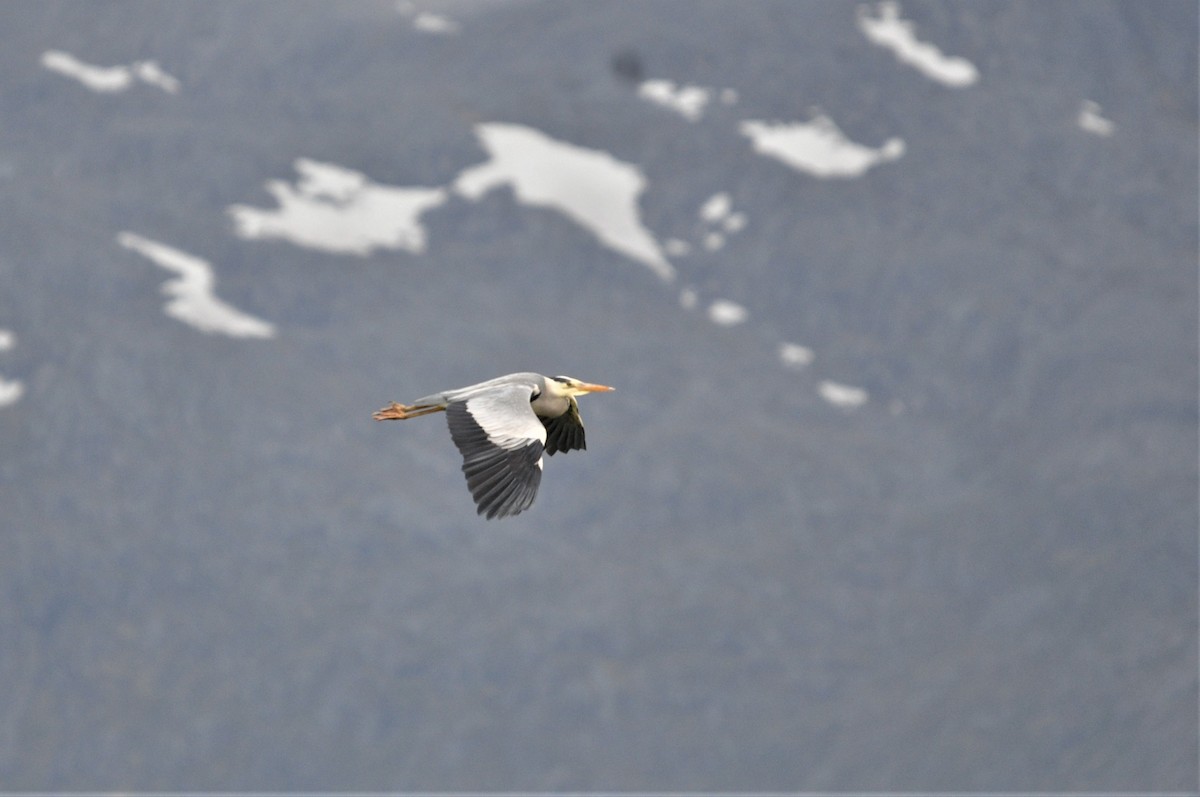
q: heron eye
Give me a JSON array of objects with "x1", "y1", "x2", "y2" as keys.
[{"x1": 551, "y1": 376, "x2": 571, "y2": 384}]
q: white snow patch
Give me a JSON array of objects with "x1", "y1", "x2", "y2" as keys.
[
  {"x1": 697, "y1": 192, "x2": 747, "y2": 245},
  {"x1": 638, "y1": 79, "x2": 711, "y2": 122},
  {"x1": 1078, "y1": 100, "x2": 1115, "y2": 137},
  {"x1": 413, "y1": 12, "x2": 460, "y2": 34},
  {"x1": 857, "y1": 2, "x2": 979, "y2": 88},
  {"x1": 117, "y1": 232, "x2": 276, "y2": 339},
  {"x1": 665, "y1": 238, "x2": 692, "y2": 257},
  {"x1": 678, "y1": 286, "x2": 699, "y2": 310},
  {"x1": 0, "y1": 378, "x2": 22, "y2": 408},
  {"x1": 778, "y1": 342, "x2": 814, "y2": 369},
  {"x1": 42, "y1": 50, "x2": 131, "y2": 92},
  {"x1": 41, "y1": 50, "x2": 180, "y2": 94},
  {"x1": 131, "y1": 60, "x2": 181, "y2": 93},
  {"x1": 707, "y1": 299, "x2": 748, "y2": 326},
  {"x1": 0, "y1": 328, "x2": 20, "y2": 408},
  {"x1": 229, "y1": 159, "x2": 448, "y2": 256},
  {"x1": 699, "y1": 192, "x2": 732, "y2": 224},
  {"x1": 740, "y1": 114, "x2": 904, "y2": 178},
  {"x1": 638, "y1": 80, "x2": 740, "y2": 120},
  {"x1": 819, "y1": 380, "x2": 869, "y2": 409},
  {"x1": 454, "y1": 123, "x2": 674, "y2": 281}
]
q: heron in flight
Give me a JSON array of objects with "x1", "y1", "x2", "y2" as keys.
[{"x1": 373, "y1": 373, "x2": 614, "y2": 519}]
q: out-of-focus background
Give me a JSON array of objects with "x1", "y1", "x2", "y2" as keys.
[{"x1": 0, "y1": 0, "x2": 1195, "y2": 790}]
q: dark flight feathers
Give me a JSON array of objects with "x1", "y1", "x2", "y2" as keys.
[
  {"x1": 446, "y1": 401, "x2": 544, "y2": 519},
  {"x1": 540, "y1": 396, "x2": 586, "y2": 455}
]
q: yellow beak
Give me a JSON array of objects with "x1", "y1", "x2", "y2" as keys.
[{"x1": 576, "y1": 381, "x2": 615, "y2": 393}]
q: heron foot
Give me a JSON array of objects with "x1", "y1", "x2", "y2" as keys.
[
  {"x1": 373, "y1": 402, "x2": 446, "y2": 420},
  {"x1": 373, "y1": 402, "x2": 410, "y2": 421}
]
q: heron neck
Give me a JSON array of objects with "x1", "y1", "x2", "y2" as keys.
[{"x1": 531, "y1": 391, "x2": 569, "y2": 418}]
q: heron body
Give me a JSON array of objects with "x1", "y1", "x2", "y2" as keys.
[{"x1": 373, "y1": 372, "x2": 613, "y2": 519}]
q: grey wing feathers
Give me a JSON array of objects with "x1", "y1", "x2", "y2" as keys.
[
  {"x1": 445, "y1": 385, "x2": 546, "y2": 519},
  {"x1": 541, "y1": 396, "x2": 586, "y2": 455}
]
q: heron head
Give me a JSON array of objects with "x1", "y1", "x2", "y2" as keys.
[{"x1": 550, "y1": 375, "x2": 615, "y2": 397}]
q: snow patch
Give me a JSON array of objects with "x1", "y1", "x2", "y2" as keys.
[
  {"x1": 0, "y1": 378, "x2": 22, "y2": 408},
  {"x1": 857, "y1": 2, "x2": 979, "y2": 88},
  {"x1": 1078, "y1": 100, "x2": 1115, "y2": 137},
  {"x1": 637, "y1": 79, "x2": 712, "y2": 122},
  {"x1": 678, "y1": 286, "x2": 699, "y2": 310},
  {"x1": 412, "y1": 12, "x2": 460, "y2": 35},
  {"x1": 778, "y1": 342, "x2": 814, "y2": 369},
  {"x1": 131, "y1": 60, "x2": 182, "y2": 93},
  {"x1": 41, "y1": 50, "x2": 180, "y2": 94},
  {"x1": 700, "y1": 192, "x2": 747, "y2": 231},
  {"x1": 722, "y1": 212, "x2": 747, "y2": 233},
  {"x1": 708, "y1": 299, "x2": 748, "y2": 326},
  {"x1": 117, "y1": 232, "x2": 276, "y2": 339},
  {"x1": 454, "y1": 123, "x2": 674, "y2": 281},
  {"x1": 0, "y1": 328, "x2": 20, "y2": 409},
  {"x1": 819, "y1": 380, "x2": 869, "y2": 409},
  {"x1": 229, "y1": 159, "x2": 448, "y2": 256},
  {"x1": 699, "y1": 193, "x2": 732, "y2": 224},
  {"x1": 695, "y1": 192, "x2": 747, "y2": 252},
  {"x1": 665, "y1": 238, "x2": 692, "y2": 257},
  {"x1": 42, "y1": 50, "x2": 131, "y2": 92},
  {"x1": 740, "y1": 114, "x2": 904, "y2": 178}
]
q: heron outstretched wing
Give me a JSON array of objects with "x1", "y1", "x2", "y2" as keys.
[
  {"x1": 541, "y1": 396, "x2": 586, "y2": 455},
  {"x1": 446, "y1": 382, "x2": 546, "y2": 519}
]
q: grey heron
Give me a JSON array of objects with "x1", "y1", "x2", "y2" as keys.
[{"x1": 373, "y1": 373, "x2": 614, "y2": 519}]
